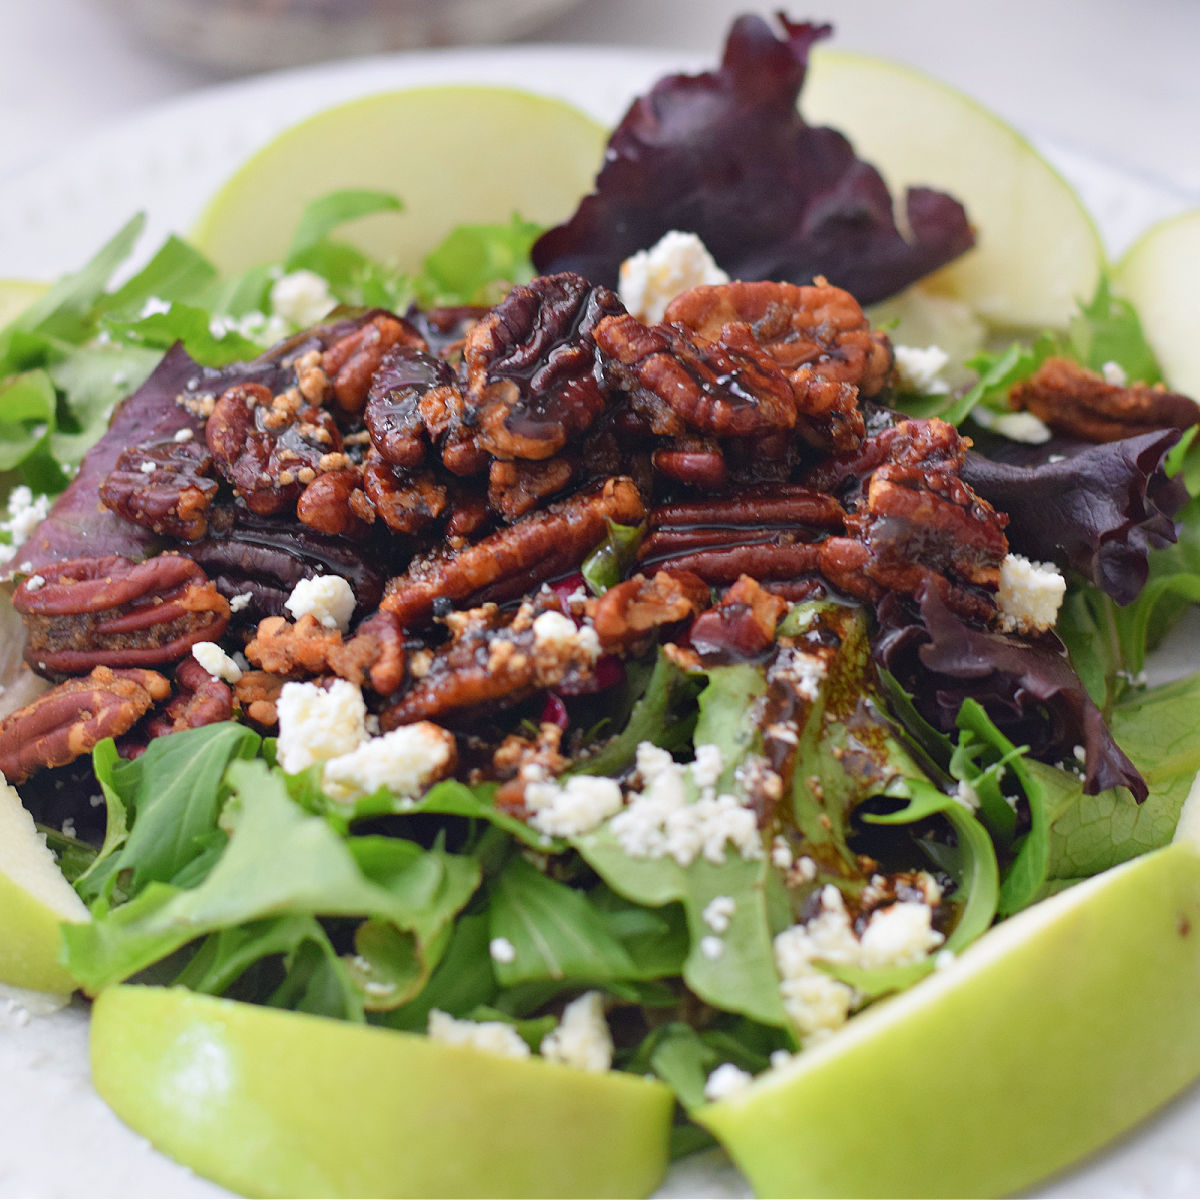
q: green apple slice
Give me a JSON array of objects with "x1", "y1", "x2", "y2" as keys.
[
  {"x1": 0, "y1": 279, "x2": 48, "y2": 326},
  {"x1": 90, "y1": 985, "x2": 673, "y2": 1199},
  {"x1": 696, "y1": 837, "x2": 1200, "y2": 1199},
  {"x1": 191, "y1": 86, "x2": 607, "y2": 275},
  {"x1": 0, "y1": 774, "x2": 89, "y2": 995},
  {"x1": 1113, "y1": 207, "x2": 1200, "y2": 395},
  {"x1": 803, "y1": 48, "x2": 1104, "y2": 330}
]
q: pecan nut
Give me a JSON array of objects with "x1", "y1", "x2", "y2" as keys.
[
  {"x1": 1009, "y1": 356, "x2": 1200, "y2": 442},
  {"x1": 321, "y1": 313, "x2": 426, "y2": 413},
  {"x1": 381, "y1": 476, "x2": 646, "y2": 629},
  {"x1": 14, "y1": 554, "x2": 230, "y2": 676},
  {"x1": 99, "y1": 439, "x2": 219, "y2": 540},
  {"x1": 0, "y1": 666, "x2": 169, "y2": 782}
]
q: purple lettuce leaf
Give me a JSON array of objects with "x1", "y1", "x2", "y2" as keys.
[
  {"x1": 531, "y1": 13, "x2": 974, "y2": 303},
  {"x1": 962, "y1": 430, "x2": 1186, "y2": 605},
  {"x1": 873, "y1": 584, "x2": 1147, "y2": 801}
]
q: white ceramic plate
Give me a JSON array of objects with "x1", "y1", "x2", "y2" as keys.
[{"x1": 0, "y1": 42, "x2": 1198, "y2": 1200}]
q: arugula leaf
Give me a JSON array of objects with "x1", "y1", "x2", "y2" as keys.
[
  {"x1": 63, "y1": 760, "x2": 480, "y2": 995},
  {"x1": 285, "y1": 190, "x2": 405, "y2": 264},
  {"x1": 488, "y1": 855, "x2": 638, "y2": 986},
  {"x1": 78, "y1": 723, "x2": 262, "y2": 904},
  {"x1": 1065, "y1": 274, "x2": 1161, "y2": 383},
  {"x1": 581, "y1": 520, "x2": 646, "y2": 595},
  {"x1": 413, "y1": 215, "x2": 542, "y2": 307}
]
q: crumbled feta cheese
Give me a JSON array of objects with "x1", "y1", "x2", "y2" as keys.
[
  {"x1": 954, "y1": 779, "x2": 980, "y2": 811},
  {"x1": 769, "y1": 1049, "x2": 794, "y2": 1070},
  {"x1": 996, "y1": 552, "x2": 1066, "y2": 633},
  {"x1": 530, "y1": 611, "x2": 601, "y2": 681},
  {"x1": 191, "y1": 641, "x2": 243, "y2": 684},
  {"x1": 971, "y1": 406, "x2": 1053, "y2": 444},
  {"x1": 609, "y1": 742, "x2": 763, "y2": 866},
  {"x1": 540, "y1": 991, "x2": 613, "y2": 1073},
  {"x1": 690, "y1": 743, "x2": 724, "y2": 790},
  {"x1": 140, "y1": 296, "x2": 171, "y2": 317},
  {"x1": 893, "y1": 344, "x2": 950, "y2": 395},
  {"x1": 229, "y1": 591, "x2": 253, "y2": 614},
  {"x1": 702, "y1": 894, "x2": 736, "y2": 933},
  {"x1": 23, "y1": 574, "x2": 45, "y2": 592},
  {"x1": 704, "y1": 1062, "x2": 754, "y2": 1102},
  {"x1": 700, "y1": 935, "x2": 725, "y2": 960},
  {"x1": 138, "y1": 460, "x2": 157, "y2": 474},
  {"x1": 1101, "y1": 360, "x2": 1128, "y2": 387},
  {"x1": 0, "y1": 486, "x2": 51, "y2": 557},
  {"x1": 274, "y1": 679, "x2": 367, "y2": 774},
  {"x1": 427, "y1": 1010, "x2": 530, "y2": 1060},
  {"x1": 172, "y1": 427, "x2": 194, "y2": 443},
  {"x1": 285, "y1": 574, "x2": 356, "y2": 633},
  {"x1": 770, "y1": 835, "x2": 794, "y2": 871},
  {"x1": 769, "y1": 646, "x2": 826, "y2": 701},
  {"x1": 524, "y1": 774, "x2": 623, "y2": 838},
  {"x1": 774, "y1": 885, "x2": 943, "y2": 1042},
  {"x1": 618, "y1": 230, "x2": 729, "y2": 324},
  {"x1": 858, "y1": 901, "x2": 944, "y2": 968},
  {"x1": 270, "y1": 269, "x2": 336, "y2": 328},
  {"x1": 321, "y1": 721, "x2": 456, "y2": 803},
  {"x1": 489, "y1": 937, "x2": 517, "y2": 964}
]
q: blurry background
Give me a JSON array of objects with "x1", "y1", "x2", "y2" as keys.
[{"x1": 3, "y1": 0, "x2": 1198, "y2": 204}]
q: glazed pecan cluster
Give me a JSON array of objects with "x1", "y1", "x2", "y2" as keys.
[{"x1": 2, "y1": 272, "x2": 1014, "y2": 785}]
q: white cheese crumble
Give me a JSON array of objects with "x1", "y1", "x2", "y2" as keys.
[
  {"x1": 229, "y1": 591, "x2": 253, "y2": 614},
  {"x1": 23, "y1": 574, "x2": 45, "y2": 592},
  {"x1": 609, "y1": 742, "x2": 764, "y2": 867},
  {"x1": 618, "y1": 230, "x2": 730, "y2": 324},
  {"x1": 489, "y1": 936, "x2": 517, "y2": 964},
  {"x1": 274, "y1": 679, "x2": 367, "y2": 774},
  {"x1": 702, "y1": 894, "x2": 736, "y2": 933},
  {"x1": 700, "y1": 935, "x2": 725, "y2": 961},
  {"x1": 773, "y1": 885, "x2": 942, "y2": 1042},
  {"x1": 530, "y1": 610, "x2": 601, "y2": 681},
  {"x1": 0, "y1": 486, "x2": 51, "y2": 565},
  {"x1": 285, "y1": 574, "x2": 357, "y2": 633},
  {"x1": 704, "y1": 1062, "x2": 754, "y2": 1102},
  {"x1": 971, "y1": 406, "x2": 1053, "y2": 444},
  {"x1": 191, "y1": 641, "x2": 243, "y2": 684},
  {"x1": 539, "y1": 991, "x2": 613, "y2": 1073},
  {"x1": 524, "y1": 774, "x2": 623, "y2": 838},
  {"x1": 1101, "y1": 359, "x2": 1128, "y2": 386},
  {"x1": 172, "y1": 427, "x2": 194, "y2": 443},
  {"x1": 270, "y1": 269, "x2": 336, "y2": 328},
  {"x1": 893, "y1": 344, "x2": 950, "y2": 395},
  {"x1": 427, "y1": 1009, "x2": 530, "y2": 1060},
  {"x1": 321, "y1": 721, "x2": 456, "y2": 804},
  {"x1": 996, "y1": 552, "x2": 1067, "y2": 633}
]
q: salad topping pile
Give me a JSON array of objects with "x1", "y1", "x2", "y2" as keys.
[{"x1": 3, "y1": 11, "x2": 1200, "y2": 1194}]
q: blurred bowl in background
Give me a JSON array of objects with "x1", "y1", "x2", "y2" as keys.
[{"x1": 100, "y1": 0, "x2": 587, "y2": 73}]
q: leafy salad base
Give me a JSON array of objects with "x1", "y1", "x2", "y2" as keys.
[{"x1": 3, "y1": 43, "x2": 1200, "y2": 1200}]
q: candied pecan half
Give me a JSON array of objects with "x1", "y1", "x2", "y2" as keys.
[
  {"x1": 246, "y1": 609, "x2": 405, "y2": 696},
  {"x1": 639, "y1": 485, "x2": 844, "y2": 585},
  {"x1": 487, "y1": 457, "x2": 574, "y2": 522},
  {"x1": 296, "y1": 467, "x2": 372, "y2": 538},
  {"x1": 133, "y1": 657, "x2": 234, "y2": 749},
  {"x1": 360, "y1": 454, "x2": 449, "y2": 536},
  {"x1": 321, "y1": 313, "x2": 426, "y2": 413},
  {"x1": 381, "y1": 598, "x2": 599, "y2": 727},
  {"x1": 381, "y1": 476, "x2": 646, "y2": 629},
  {"x1": 206, "y1": 382, "x2": 344, "y2": 516},
  {"x1": 586, "y1": 570, "x2": 712, "y2": 654},
  {"x1": 15, "y1": 554, "x2": 230, "y2": 676},
  {"x1": 688, "y1": 575, "x2": 788, "y2": 662},
  {"x1": 595, "y1": 311, "x2": 797, "y2": 438},
  {"x1": 0, "y1": 666, "x2": 169, "y2": 783},
  {"x1": 364, "y1": 348, "x2": 456, "y2": 469},
  {"x1": 234, "y1": 670, "x2": 285, "y2": 728},
  {"x1": 1009, "y1": 356, "x2": 1200, "y2": 442},
  {"x1": 666, "y1": 279, "x2": 891, "y2": 403},
  {"x1": 464, "y1": 273, "x2": 625, "y2": 460},
  {"x1": 187, "y1": 506, "x2": 386, "y2": 626},
  {"x1": 99, "y1": 438, "x2": 219, "y2": 540}
]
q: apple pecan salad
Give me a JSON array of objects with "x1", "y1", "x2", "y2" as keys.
[{"x1": 3, "y1": 13, "x2": 1200, "y2": 1177}]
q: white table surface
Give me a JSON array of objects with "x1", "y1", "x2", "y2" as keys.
[{"x1": 2, "y1": 0, "x2": 1199, "y2": 205}]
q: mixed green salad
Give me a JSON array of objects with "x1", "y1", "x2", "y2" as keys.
[{"x1": 3, "y1": 13, "x2": 1200, "y2": 1200}]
